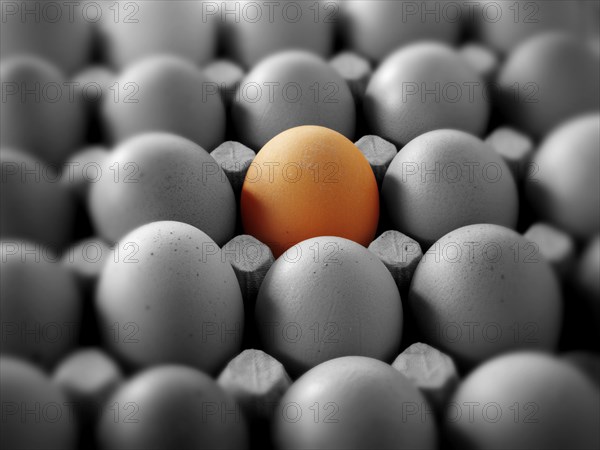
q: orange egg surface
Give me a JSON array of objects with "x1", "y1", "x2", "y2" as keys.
[{"x1": 241, "y1": 126, "x2": 379, "y2": 257}]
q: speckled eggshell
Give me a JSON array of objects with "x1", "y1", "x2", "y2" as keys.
[
  {"x1": 255, "y1": 237, "x2": 403, "y2": 376},
  {"x1": 382, "y1": 129, "x2": 518, "y2": 248},
  {"x1": 98, "y1": 0, "x2": 217, "y2": 70},
  {"x1": 95, "y1": 221, "x2": 244, "y2": 374},
  {"x1": 525, "y1": 113, "x2": 600, "y2": 239},
  {"x1": 98, "y1": 365, "x2": 248, "y2": 450},
  {"x1": 102, "y1": 55, "x2": 225, "y2": 151},
  {"x1": 471, "y1": 1, "x2": 581, "y2": 54},
  {"x1": 364, "y1": 43, "x2": 489, "y2": 147},
  {"x1": 341, "y1": 0, "x2": 461, "y2": 62},
  {"x1": 1, "y1": 241, "x2": 81, "y2": 367},
  {"x1": 223, "y1": 0, "x2": 334, "y2": 69},
  {"x1": 409, "y1": 224, "x2": 562, "y2": 367},
  {"x1": 1, "y1": 148, "x2": 75, "y2": 250},
  {"x1": 0, "y1": 0, "x2": 93, "y2": 74},
  {"x1": 274, "y1": 356, "x2": 437, "y2": 450},
  {"x1": 1, "y1": 357, "x2": 78, "y2": 450},
  {"x1": 0, "y1": 56, "x2": 84, "y2": 165},
  {"x1": 231, "y1": 51, "x2": 355, "y2": 150},
  {"x1": 497, "y1": 32, "x2": 599, "y2": 138},
  {"x1": 88, "y1": 133, "x2": 235, "y2": 246},
  {"x1": 446, "y1": 352, "x2": 600, "y2": 450}
]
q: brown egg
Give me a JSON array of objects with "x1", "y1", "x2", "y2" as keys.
[
  {"x1": 409, "y1": 224, "x2": 562, "y2": 367},
  {"x1": 274, "y1": 356, "x2": 437, "y2": 450},
  {"x1": 0, "y1": 56, "x2": 84, "y2": 165},
  {"x1": 0, "y1": 0, "x2": 93, "y2": 74},
  {"x1": 98, "y1": 0, "x2": 217, "y2": 70},
  {"x1": 255, "y1": 236, "x2": 402, "y2": 376},
  {"x1": 1, "y1": 356, "x2": 78, "y2": 450},
  {"x1": 497, "y1": 32, "x2": 599, "y2": 138},
  {"x1": 365, "y1": 43, "x2": 489, "y2": 147},
  {"x1": 382, "y1": 130, "x2": 518, "y2": 247},
  {"x1": 95, "y1": 221, "x2": 244, "y2": 374},
  {"x1": 1, "y1": 241, "x2": 81, "y2": 367},
  {"x1": 223, "y1": 0, "x2": 334, "y2": 69},
  {"x1": 341, "y1": 0, "x2": 461, "y2": 62},
  {"x1": 88, "y1": 133, "x2": 235, "y2": 246},
  {"x1": 525, "y1": 113, "x2": 600, "y2": 238},
  {"x1": 1, "y1": 148, "x2": 75, "y2": 250},
  {"x1": 102, "y1": 55, "x2": 225, "y2": 151},
  {"x1": 98, "y1": 365, "x2": 248, "y2": 450},
  {"x1": 231, "y1": 51, "x2": 355, "y2": 150},
  {"x1": 446, "y1": 352, "x2": 600, "y2": 449}
]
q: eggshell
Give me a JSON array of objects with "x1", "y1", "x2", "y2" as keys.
[
  {"x1": 98, "y1": 0, "x2": 216, "y2": 70},
  {"x1": 231, "y1": 51, "x2": 355, "y2": 150},
  {"x1": 88, "y1": 133, "x2": 235, "y2": 246},
  {"x1": 0, "y1": 0, "x2": 93, "y2": 74},
  {"x1": 382, "y1": 130, "x2": 518, "y2": 247},
  {"x1": 102, "y1": 55, "x2": 225, "y2": 151},
  {"x1": 0, "y1": 56, "x2": 84, "y2": 165},
  {"x1": 446, "y1": 352, "x2": 600, "y2": 449},
  {"x1": 365, "y1": 43, "x2": 489, "y2": 147},
  {"x1": 95, "y1": 221, "x2": 244, "y2": 374},
  {"x1": 223, "y1": 0, "x2": 334, "y2": 69},
  {"x1": 1, "y1": 148, "x2": 75, "y2": 250},
  {"x1": 274, "y1": 356, "x2": 437, "y2": 450},
  {"x1": 97, "y1": 365, "x2": 248, "y2": 450},
  {"x1": 497, "y1": 32, "x2": 599, "y2": 138},
  {"x1": 409, "y1": 224, "x2": 562, "y2": 367},
  {"x1": 341, "y1": 0, "x2": 461, "y2": 62},
  {"x1": 471, "y1": 0, "x2": 581, "y2": 54},
  {"x1": 0, "y1": 356, "x2": 78, "y2": 450},
  {"x1": 525, "y1": 113, "x2": 600, "y2": 238},
  {"x1": 241, "y1": 126, "x2": 378, "y2": 257},
  {"x1": 1, "y1": 241, "x2": 81, "y2": 367},
  {"x1": 255, "y1": 237, "x2": 402, "y2": 376}
]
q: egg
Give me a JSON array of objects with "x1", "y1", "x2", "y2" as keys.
[
  {"x1": 340, "y1": 0, "x2": 461, "y2": 62},
  {"x1": 382, "y1": 129, "x2": 518, "y2": 247},
  {"x1": 97, "y1": 365, "x2": 248, "y2": 450},
  {"x1": 231, "y1": 51, "x2": 355, "y2": 150},
  {"x1": 470, "y1": 0, "x2": 581, "y2": 54},
  {"x1": 0, "y1": 56, "x2": 84, "y2": 165},
  {"x1": 60, "y1": 146, "x2": 108, "y2": 201},
  {"x1": 89, "y1": 133, "x2": 235, "y2": 246},
  {"x1": 1, "y1": 148, "x2": 75, "y2": 250},
  {"x1": 0, "y1": 0, "x2": 92, "y2": 74},
  {"x1": 274, "y1": 356, "x2": 437, "y2": 450},
  {"x1": 409, "y1": 224, "x2": 562, "y2": 367},
  {"x1": 365, "y1": 43, "x2": 489, "y2": 147},
  {"x1": 223, "y1": 0, "x2": 334, "y2": 69},
  {"x1": 1, "y1": 356, "x2": 78, "y2": 450},
  {"x1": 98, "y1": 0, "x2": 217, "y2": 70},
  {"x1": 102, "y1": 55, "x2": 225, "y2": 151},
  {"x1": 241, "y1": 126, "x2": 378, "y2": 257},
  {"x1": 255, "y1": 237, "x2": 402, "y2": 376},
  {"x1": 525, "y1": 113, "x2": 600, "y2": 239},
  {"x1": 497, "y1": 32, "x2": 599, "y2": 138},
  {"x1": 446, "y1": 352, "x2": 600, "y2": 449},
  {"x1": 1, "y1": 241, "x2": 81, "y2": 367},
  {"x1": 95, "y1": 221, "x2": 244, "y2": 374},
  {"x1": 575, "y1": 235, "x2": 600, "y2": 326}
]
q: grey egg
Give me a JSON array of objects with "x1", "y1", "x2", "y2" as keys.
[
  {"x1": 232, "y1": 51, "x2": 355, "y2": 150},
  {"x1": 95, "y1": 221, "x2": 244, "y2": 374},
  {"x1": 88, "y1": 133, "x2": 235, "y2": 246},
  {"x1": 0, "y1": 56, "x2": 85, "y2": 165},
  {"x1": 1, "y1": 356, "x2": 78, "y2": 450},
  {"x1": 1, "y1": 241, "x2": 81, "y2": 367},
  {"x1": 1, "y1": 148, "x2": 75, "y2": 250},
  {"x1": 365, "y1": 42, "x2": 489, "y2": 147},
  {"x1": 102, "y1": 55, "x2": 226, "y2": 152}
]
